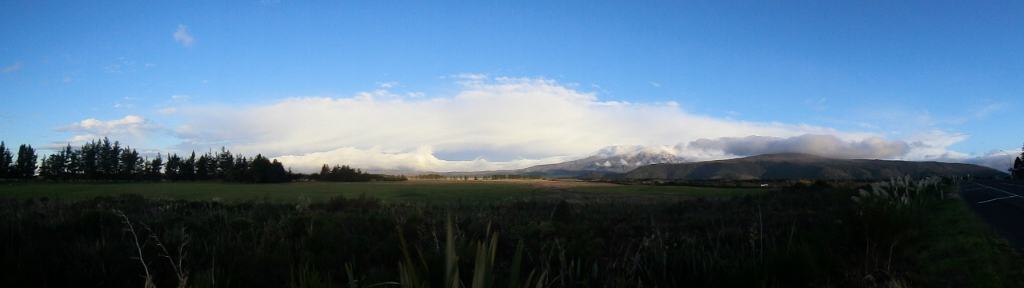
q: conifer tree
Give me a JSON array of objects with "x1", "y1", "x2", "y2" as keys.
[
  {"x1": 0, "y1": 141, "x2": 12, "y2": 178},
  {"x1": 216, "y1": 148, "x2": 234, "y2": 179},
  {"x1": 1014, "y1": 157, "x2": 1023, "y2": 180},
  {"x1": 14, "y1": 144, "x2": 37, "y2": 179},
  {"x1": 146, "y1": 156, "x2": 164, "y2": 180},
  {"x1": 1015, "y1": 143, "x2": 1024, "y2": 180},
  {"x1": 165, "y1": 153, "x2": 182, "y2": 181},
  {"x1": 181, "y1": 152, "x2": 196, "y2": 180},
  {"x1": 62, "y1": 144, "x2": 78, "y2": 179}
]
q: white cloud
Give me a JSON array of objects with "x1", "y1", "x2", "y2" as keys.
[
  {"x1": 957, "y1": 150, "x2": 1019, "y2": 171},
  {"x1": 173, "y1": 25, "x2": 194, "y2": 47},
  {"x1": 57, "y1": 115, "x2": 160, "y2": 147},
  {"x1": 686, "y1": 134, "x2": 910, "y2": 160},
  {"x1": 165, "y1": 76, "x2": 969, "y2": 172},
  {"x1": 275, "y1": 146, "x2": 577, "y2": 173},
  {"x1": 2, "y1": 62, "x2": 22, "y2": 73}
]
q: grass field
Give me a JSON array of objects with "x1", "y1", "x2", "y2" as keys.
[
  {"x1": 0, "y1": 179, "x2": 763, "y2": 203},
  {"x1": 2, "y1": 180, "x2": 1022, "y2": 287}
]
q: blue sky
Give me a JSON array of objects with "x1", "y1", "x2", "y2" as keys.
[{"x1": 1, "y1": 1, "x2": 1021, "y2": 171}]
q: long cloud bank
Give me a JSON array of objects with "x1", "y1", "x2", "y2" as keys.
[{"x1": 64, "y1": 76, "x2": 1009, "y2": 172}]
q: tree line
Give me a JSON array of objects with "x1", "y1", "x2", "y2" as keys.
[
  {"x1": 410, "y1": 174, "x2": 542, "y2": 180},
  {"x1": 1, "y1": 138, "x2": 410, "y2": 183},
  {"x1": 314, "y1": 164, "x2": 406, "y2": 182},
  {"x1": 0, "y1": 138, "x2": 306, "y2": 183},
  {"x1": 0, "y1": 142, "x2": 37, "y2": 179}
]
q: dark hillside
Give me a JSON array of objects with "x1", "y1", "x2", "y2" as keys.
[{"x1": 626, "y1": 153, "x2": 1006, "y2": 180}]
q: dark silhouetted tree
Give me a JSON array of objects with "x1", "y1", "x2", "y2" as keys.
[
  {"x1": 0, "y1": 142, "x2": 13, "y2": 178},
  {"x1": 1014, "y1": 157, "x2": 1023, "y2": 180},
  {"x1": 1014, "y1": 143, "x2": 1024, "y2": 180},
  {"x1": 195, "y1": 153, "x2": 212, "y2": 180},
  {"x1": 180, "y1": 152, "x2": 196, "y2": 180},
  {"x1": 216, "y1": 148, "x2": 234, "y2": 179},
  {"x1": 118, "y1": 147, "x2": 141, "y2": 180},
  {"x1": 14, "y1": 144, "x2": 37, "y2": 179},
  {"x1": 80, "y1": 140, "x2": 99, "y2": 179},
  {"x1": 165, "y1": 153, "x2": 182, "y2": 181},
  {"x1": 316, "y1": 163, "x2": 402, "y2": 182},
  {"x1": 144, "y1": 156, "x2": 163, "y2": 180}
]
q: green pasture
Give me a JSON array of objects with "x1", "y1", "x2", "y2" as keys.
[{"x1": 0, "y1": 180, "x2": 763, "y2": 203}]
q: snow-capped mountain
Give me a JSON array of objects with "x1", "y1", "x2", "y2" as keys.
[{"x1": 517, "y1": 145, "x2": 690, "y2": 176}]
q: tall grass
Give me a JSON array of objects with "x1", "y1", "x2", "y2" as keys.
[{"x1": 0, "y1": 181, "x2": 1019, "y2": 287}]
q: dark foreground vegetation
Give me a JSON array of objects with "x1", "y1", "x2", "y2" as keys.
[{"x1": 2, "y1": 179, "x2": 1021, "y2": 287}]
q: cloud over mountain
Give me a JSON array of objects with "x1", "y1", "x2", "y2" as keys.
[
  {"x1": 80, "y1": 76, "x2": 983, "y2": 172},
  {"x1": 686, "y1": 134, "x2": 911, "y2": 159}
]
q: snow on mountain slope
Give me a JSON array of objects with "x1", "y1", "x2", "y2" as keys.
[{"x1": 519, "y1": 145, "x2": 690, "y2": 174}]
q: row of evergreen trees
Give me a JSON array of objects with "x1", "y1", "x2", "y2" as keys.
[
  {"x1": 0, "y1": 138, "x2": 292, "y2": 183},
  {"x1": 316, "y1": 164, "x2": 406, "y2": 182},
  {"x1": 0, "y1": 142, "x2": 37, "y2": 179}
]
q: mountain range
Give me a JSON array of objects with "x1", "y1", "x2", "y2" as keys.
[
  {"x1": 514, "y1": 145, "x2": 688, "y2": 177},
  {"x1": 624, "y1": 153, "x2": 1005, "y2": 181}
]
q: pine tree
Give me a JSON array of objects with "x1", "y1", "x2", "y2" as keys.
[
  {"x1": 80, "y1": 140, "x2": 98, "y2": 179},
  {"x1": 195, "y1": 153, "x2": 211, "y2": 180},
  {"x1": 146, "y1": 156, "x2": 164, "y2": 180},
  {"x1": 118, "y1": 147, "x2": 141, "y2": 180},
  {"x1": 181, "y1": 152, "x2": 196, "y2": 180},
  {"x1": 216, "y1": 148, "x2": 234, "y2": 180},
  {"x1": 41, "y1": 150, "x2": 67, "y2": 180},
  {"x1": 319, "y1": 164, "x2": 330, "y2": 180},
  {"x1": 267, "y1": 159, "x2": 287, "y2": 183},
  {"x1": 1014, "y1": 157, "x2": 1023, "y2": 180},
  {"x1": 249, "y1": 154, "x2": 271, "y2": 183},
  {"x1": 1016, "y1": 143, "x2": 1024, "y2": 180},
  {"x1": 39, "y1": 153, "x2": 52, "y2": 179},
  {"x1": 63, "y1": 144, "x2": 79, "y2": 180},
  {"x1": 165, "y1": 153, "x2": 182, "y2": 181},
  {"x1": 0, "y1": 141, "x2": 12, "y2": 178},
  {"x1": 14, "y1": 144, "x2": 37, "y2": 179},
  {"x1": 233, "y1": 156, "x2": 249, "y2": 181}
]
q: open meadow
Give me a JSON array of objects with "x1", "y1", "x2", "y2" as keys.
[
  {"x1": 0, "y1": 179, "x2": 762, "y2": 204},
  {"x1": 2, "y1": 179, "x2": 1023, "y2": 287}
]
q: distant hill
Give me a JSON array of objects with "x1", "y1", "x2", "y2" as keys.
[
  {"x1": 516, "y1": 145, "x2": 688, "y2": 177},
  {"x1": 432, "y1": 145, "x2": 688, "y2": 178},
  {"x1": 625, "y1": 153, "x2": 1006, "y2": 181}
]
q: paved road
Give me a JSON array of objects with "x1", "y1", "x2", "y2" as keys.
[{"x1": 960, "y1": 180, "x2": 1024, "y2": 250}]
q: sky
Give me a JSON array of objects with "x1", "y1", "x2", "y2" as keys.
[{"x1": 0, "y1": 0, "x2": 1022, "y2": 172}]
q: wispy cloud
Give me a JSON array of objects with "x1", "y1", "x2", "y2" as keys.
[
  {"x1": 171, "y1": 94, "x2": 191, "y2": 102},
  {"x1": 173, "y1": 25, "x2": 194, "y2": 47},
  {"x1": 804, "y1": 97, "x2": 827, "y2": 112},
  {"x1": 1, "y1": 62, "x2": 22, "y2": 73},
  {"x1": 968, "y1": 101, "x2": 1007, "y2": 119},
  {"x1": 104, "y1": 57, "x2": 137, "y2": 74}
]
